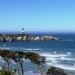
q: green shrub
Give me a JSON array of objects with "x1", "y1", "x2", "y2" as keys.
[{"x1": 0, "y1": 67, "x2": 16, "y2": 75}]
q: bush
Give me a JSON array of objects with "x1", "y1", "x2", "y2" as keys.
[{"x1": 0, "y1": 67, "x2": 16, "y2": 75}]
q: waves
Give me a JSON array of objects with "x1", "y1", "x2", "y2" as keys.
[
  {"x1": 0, "y1": 44, "x2": 41, "y2": 51},
  {"x1": 0, "y1": 45, "x2": 75, "y2": 71},
  {"x1": 0, "y1": 36, "x2": 75, "y2": 71},
  {"x1": 40, "y1": 52, "x2": 75, "y2": 71},
  {"x1": 27, "y1": 48, "x2": 40, "y2": 51},
  {"x1": 0, "y1": 46, "x2": 75, "y2": 71},
  {"x1": 59, "y1": 39, "x2": 75, "y2": 42},
  {"x1": 47, "y1": 63, "x2": 75, "y2": 70},
  {"x1": 0, "y1": 48, "x2": 75, "y2": 71}
]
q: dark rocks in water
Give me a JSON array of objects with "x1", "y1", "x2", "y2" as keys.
[{"x1": 47, "y1": 66, "x2": 67, "y2": 75}]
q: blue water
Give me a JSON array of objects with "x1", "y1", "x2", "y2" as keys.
[{"x1": 0, "y1": 33, "x2": 75, "y2": 72}]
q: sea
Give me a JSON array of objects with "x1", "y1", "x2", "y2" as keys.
[{"x1": 0, "y1": 33, "x2": 75, "y2": 75}]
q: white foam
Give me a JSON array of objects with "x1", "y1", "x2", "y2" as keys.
[
  {"x1": 53, "y1": 51, "x2": 56, "y2": 54},
  {"x1": 40, "y1": 53, "x2": 70, "y2": 62},
  {"x1": 60, "y1": 57, "x2": 75, "y2": 61},
  {"x1": 27, "y1": 48, "x2": 39, "y2": 51},
  {"x1": 46, "y1": 57, "x2": 57, "y2": 61},
  {"x1": 59, "y1": 39, "x2": 74, "y2": 42},
  {"x1": 40, "y1": 53, "x2": 69, "y2": 57},
  {"x1": 67, "y1": 52, "x2": 72, "y2": 55},
  {"x1": 47, "y1": 63, "x2": 75, "y2": 70},
  {"x1": 40, "y1": 52, "x2": 75, "y2": 71},
  {"x1": 51, "y1": 60, "x2": 58, "y2": 63},
  {"x1": 55, "y1": 64, "x2": 75, "y2": 70},
  {"x1": 33, "y1": 48, "x2": 39, "y2": 50}
]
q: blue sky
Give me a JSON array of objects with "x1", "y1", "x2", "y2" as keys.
[{"x1": 0, "y1": 0, "x2": 75, "y2": 33}]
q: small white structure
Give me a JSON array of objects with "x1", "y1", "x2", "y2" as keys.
[
  {"x1": 21, "y1": 26, "x2": 24, "y2": 34},
  {"x1": 34, "y1": 37, "x2": 40, "y2": 40},
  {"x1": 17, "y1": 36, "x2": 22, "y2": 40}
]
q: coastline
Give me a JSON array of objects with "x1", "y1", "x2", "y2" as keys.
[
  {"x1": 0, "y1": 49, "x2": 75, "y2": 75},
  {"x1": 26, "y1": 70, "x2": 75, "y2": 75}
]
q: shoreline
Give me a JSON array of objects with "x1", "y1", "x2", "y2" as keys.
[
  {"x1": 0, "y1": 49, "x2": 75, "y2": 75},
  {"x1": 16, "y1": 69, "x2": 75, "y2": 75}
]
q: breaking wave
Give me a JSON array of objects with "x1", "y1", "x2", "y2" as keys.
[{"x1": 40, "y1": 52, "x2": 75, "y2": 70}]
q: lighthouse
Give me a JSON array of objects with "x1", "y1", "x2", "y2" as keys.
[{"x1": 21, "y1": 26, "x2": 24, "y2": 34}]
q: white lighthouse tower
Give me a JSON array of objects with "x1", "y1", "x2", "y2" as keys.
[{"x1": 21, "y1": 26, "x2": 24, "y2": 34}]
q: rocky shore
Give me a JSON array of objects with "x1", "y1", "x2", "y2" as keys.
[{"x1": 0, "y1": 33, "x2": 59, "y2": 42}]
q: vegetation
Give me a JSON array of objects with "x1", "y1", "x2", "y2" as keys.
[
  {"x1": 25, "y1": 52, "x2": 45, "y2": 75},
  {"x1": 0, "y1": 49, "x2": 68, "y2": 75},
  {"x1": 0, "y1": 49, "x2": 45, "y2": 75},
  {"x1": 0, "y1": 67, "x2": 16, "y2": 75}
]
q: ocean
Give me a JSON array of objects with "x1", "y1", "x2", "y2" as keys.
[{"x1": 0, "y1": 33, "x2": 75, "y2": 74}]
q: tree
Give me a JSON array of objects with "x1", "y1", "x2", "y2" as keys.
[
  {"x1": 14, "y1": 51, "x2": 25, "y2": 75},
  {"x1": 25, "y1": 52, "x2": 45, "y2": 75},
  {"x1": 0, "y1": 50, "x2": 11, "y2": 70},
  {"x1": 8, "y1": 51, "x2": 25, "y2": 75},
  {"x1": 0, "y1": 49, "x2": 46, "y2": 75}
]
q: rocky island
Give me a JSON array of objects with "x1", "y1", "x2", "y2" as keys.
[{"x1": 0, "y1": 33, "x2": 59, "y2": 42}]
